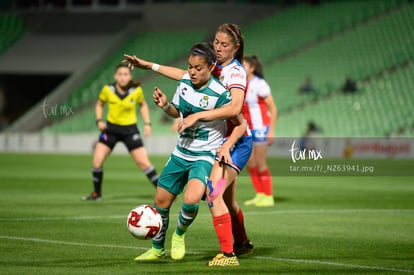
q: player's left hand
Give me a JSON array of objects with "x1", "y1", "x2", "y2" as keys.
[
  {"x1": 144, "y1": 124, "x2": 151, "y2": 137},
  {"x1": 216, "y1": 145, "x2": 232, "y2": 164},
  {"x1": 178, "y1": 113, "x2": 199, "y2": 133},
  {"x1": 267, "y1": 133, "x2": 275, "y2": 145}
]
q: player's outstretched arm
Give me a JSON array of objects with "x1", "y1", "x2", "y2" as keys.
[{"x1": 123, "y1": 54, "x2": 185, "y2": 81}]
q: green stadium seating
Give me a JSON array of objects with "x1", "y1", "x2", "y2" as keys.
[
  {"x1": 44, "y1": 31, "x2": 206, "y2": 134},
  {"x1": 265, "y1": 1, "x2": 414, "y2": 115},
  {"x1": 242, "y1": 0, "x2": 406, "y2": 64},
  {"x1": 276, "y1": 63, "x2": 414, "y2": 137},
  {"x1": 44, "y1": 0, "x2": 414, "y2": 137},
  {"x1": 0, "y1": 14, "x2": 25, "y2": 56},
  {"x1": 62, "y1": 30, "x2": 208, "y2": 112}
]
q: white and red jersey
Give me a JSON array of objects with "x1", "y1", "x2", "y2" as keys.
[
  {"x1": 244, "y1": 76, "x2": 272, "y2": 130},
  {"x1": 216, "y1": 59, "x2": 250, "y2": 137},
  {"x1": 217, "y1": 59, "x2": 247, "y2": 94}
]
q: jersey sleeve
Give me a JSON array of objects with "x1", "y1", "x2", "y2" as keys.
[
  {"x1": 171, "y1": 81, "x2": 181, "y2": 109},
  {"x1": 227, "y1": 65, "x2": 247, "y2": 92},
  {"x1": 98, "y1": 85, "x2": 109, "y2": 102},
  {"x1": 257, "y1": 79, "x2": 272, "y2": 98},
  {"x1": 134, "y1": 86, "x2": 145, "y2": 104},
  {"x1": 172, "y1": 73, "x2": 190, "y2": 109},
  {"x1": 215, "y1": 90, "x2": 232, "y2": 108}
]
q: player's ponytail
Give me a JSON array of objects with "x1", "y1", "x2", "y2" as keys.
[
  {"x1": 244, "y1": 55, "x2": 264, "y2": 79},
  {"x1": 128, "y1": 80, "x2": 141, "y2": 89}
]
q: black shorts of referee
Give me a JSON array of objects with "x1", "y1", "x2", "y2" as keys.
[{"x1": 98, "y1": 121, "x2": 144, "y2": 152}]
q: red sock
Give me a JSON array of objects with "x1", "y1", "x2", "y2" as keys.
[
  {"x1": 231, "y1": 209, "x2": 248, "y2": 245},
  {"x1": 248, "y1": 167, "x2": 262, "y2": 193},
  {"x1": 259, "y1": 168, "x2": 273, "y2": 196},
  {"x1": 213, "y1": 213, "x2": 233, "y2": 254}
]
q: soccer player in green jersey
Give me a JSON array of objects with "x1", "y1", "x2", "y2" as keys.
[
  {"x1": 124, "y1": 24, "x2": 253, "y2": 267},
  {"x1": 134, "y1": 43, "x2": 246, "y2": 261}
]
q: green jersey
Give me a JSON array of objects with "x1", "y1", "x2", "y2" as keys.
[{"x1": 171, "y1": 72, "x2": 232, "y2": 164}]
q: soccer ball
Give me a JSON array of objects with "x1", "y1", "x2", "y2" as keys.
[{"x1": 127, "y1": 204, "x2": 162, "y2": 240}]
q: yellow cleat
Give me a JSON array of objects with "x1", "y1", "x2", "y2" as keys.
[
  {"x1": 244, "y1": 193, "x2": 264, "y2": 206},
  {"x1": 207, "y1": 253, "x2": 240, "y2": 267},
  {"x1": 255, "y1": 195, "x2": 274, "y2": 207},
  {"x1": 171, "y1": 232, "x2": 185, "y2": 260},
  {"x1": 134, "y1": 248, "x2": 165, "y2": 261}
]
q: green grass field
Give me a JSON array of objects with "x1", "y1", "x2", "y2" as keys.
[{"x1": 0, "y1": 153, "x2": 413, "y2": 274}]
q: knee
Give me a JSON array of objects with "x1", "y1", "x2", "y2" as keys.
[
  {"x1": 92, "y1": 157, "x2": 104, "y2": 169},
  {"x1": 183, "y1": 193, "x2": 203, "y2": 205},
  {"x1": 154, "y1": 198, "x2": 167, "y2": 209},
  {"x1": 225, "y1": 200, "x2": 239, "y2": 215},
  {"x1": 154, "y1": 196, "x2": 173, "y2": 209}
]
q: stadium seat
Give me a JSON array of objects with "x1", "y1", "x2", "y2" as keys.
[
  {"x1": 0, "y1": 14, "x2": 25, "y2": 56},
  {"x1": 44, "y1": 31, "x2": 207, "y2": 134},
  {"x1": 44, "y1": 0, "x2": 413, "y2": 137}
]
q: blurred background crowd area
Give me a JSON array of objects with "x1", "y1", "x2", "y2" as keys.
[{"x1": 0, "y1": 0, "x2": 413, "y2": 138}]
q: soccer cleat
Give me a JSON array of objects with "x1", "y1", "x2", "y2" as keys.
[
  {"x1": 171, "y1": 232, "x2": 185, "y2": 260},
  {"x1": 255, "y1": 195, "x2": 274, "y2": 207},
  {"x1": 243, "y1": 193, "x2": 264, "y2": 206},
  {"x1": 134, "y1": 248, "x2": 165, "y2": 261},
  {"x1": 81, "y1": 192, "x2": 102, "y2": 201},
  {"x1": 233, "y1": 239, "x2": 254, "y2": 256},
  {"x1": 207, "y1": 253, "x2": 240, "y2": 267}
]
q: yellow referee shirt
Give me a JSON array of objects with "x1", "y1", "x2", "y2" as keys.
[{"x1": 99, "y1": 84, "x2": 144, "y2": 126}]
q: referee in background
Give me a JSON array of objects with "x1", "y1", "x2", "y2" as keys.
[{"x1": 82, "y1": 64, "x2": 158, "y2": 201}]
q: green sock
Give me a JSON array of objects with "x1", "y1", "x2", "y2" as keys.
[
  {"x1": 175, "y1": 203, "x2": 199, "y2": 236},
  {"x1": 152, "y1": 206, "x2": 169, "y2": 250}
]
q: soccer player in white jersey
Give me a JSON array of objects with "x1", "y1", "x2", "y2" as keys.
[
  {"x1": 243, "y1": 55, "x2": 277, "y2": 207},
  {"x1": 134, "y1": 43, "x2": 245, "y2": 262},
  {"x1": 123, "y1": 23, "x2": 253, "y2": 267},
  {"x1": 178, "y1": 24, "x2": 254, "y2": 264}
]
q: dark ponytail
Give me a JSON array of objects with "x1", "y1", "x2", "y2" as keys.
[{"x1": 244, "y1": 55, "x2": 264, "y2": 79}]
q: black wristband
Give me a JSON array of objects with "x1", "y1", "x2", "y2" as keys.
[
  {"x1": 96, "y1": 119, "x2": 102, "y2": 125},
  {"x1": 144, "y1": 122, "x2": 152, "y2": 126}
]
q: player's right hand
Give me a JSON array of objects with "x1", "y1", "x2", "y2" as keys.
[
  {"x1": 97, "y1": 121, "x2": 107, "y2": 131},
  {"x1": 152, "y1": 87, "x2": 167, "y2": 108}
]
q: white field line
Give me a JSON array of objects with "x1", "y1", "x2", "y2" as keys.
[
  {"x1": 0, "y1": 209, "x2": 413, "y2": 222},
  {"x1": 1, "y1": 235, "x2": 413, "y2": 273},
  {"x1": 255, "y1": 256, "x2": 414, "y2": 273}
]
